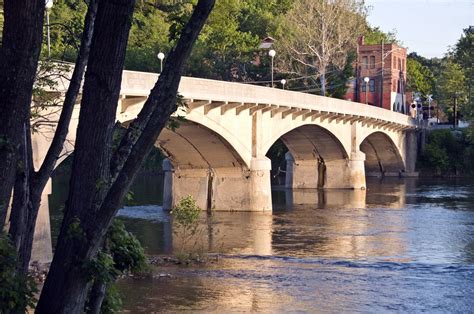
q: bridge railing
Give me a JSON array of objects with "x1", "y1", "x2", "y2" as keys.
[{"x1": 120, "y1": 70, "x2": 415, "y2": 128}]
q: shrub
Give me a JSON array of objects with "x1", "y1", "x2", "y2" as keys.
[
  {"x1": 171, "y1": 195, "x2": 202, "y2": 258},
  {"x1": 0, "y1": 233, "x2": 37, "y2": 313}
]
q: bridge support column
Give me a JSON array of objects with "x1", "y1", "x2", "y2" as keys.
[
  {"x1": 323, "y1": 152, "x2": 366, "y2": 190},
  {"x1": 31, "y1": 180, "x2": 53, "y2": 264},
  {"x1": 404, "y1": 130, "x2": 418, "y2": 176},
  {"x1": 285, "y1": 152, "x2": 319, "y2": 189},
  {"x1": 162, "y1": 157, "x2": 272, "y2": 212},
  {"x1": 348, "y1": 152, "x2": 366, "y2": 189}
]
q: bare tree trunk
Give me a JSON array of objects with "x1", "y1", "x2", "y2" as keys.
[
  {"x1": 320, "y1": 72, "x2": 326, "y2": 96},
  {"x1": 0, "y1": 0, "x2": 44, "y2": 226},
  {"x1": 7, "y1": 0, "x2": 98, "y2": 275},
  {"x1": 36, "y1": 1, "x2": 214, "y2": 312}
]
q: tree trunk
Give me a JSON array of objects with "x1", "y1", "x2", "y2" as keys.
[
  {"x1": 36, "y1": 0, "x2": 136, "y2": 312},
  {"x1": 319, "y1": 72, "x2": 326, "y2": 96},
  {"x1": 36, "y1": 1, "x2": 214, "y2": 312},
  {"x1": 0, "y1": 0, "x2": 44, "y2": 226},
  {"x1": 7, "y1": 0, "x2": 98, "y2": 276},
  {"x1": 87, "y1": 280, "x2": 107, "y2": 314}
]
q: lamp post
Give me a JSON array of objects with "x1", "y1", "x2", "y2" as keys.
[
  {"x1": 45, "y1": 0, "x2": 53, "y2": 58},
  {"x1": 281, "y1": 79, "x2": 286, "y2": 90},
  {"x1": 269, "y1": 49, "x2": 276, "y2": 88},
  {"x1": 157, "y1": 52, "x2": 165, "y2": 73},
  {"x1": 364, "y1": 76, "x2": 370, "y2": 104}
]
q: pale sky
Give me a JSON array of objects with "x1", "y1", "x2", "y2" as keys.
[{"x1": 366, "y1": 0, "x2": 474, "y2": 58}]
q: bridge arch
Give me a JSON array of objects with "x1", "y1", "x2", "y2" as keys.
[
  {"x1": 154, "y1": 120, "x2": 247, "y2": 170},
  {"x1": 265, "y1": 124, "x2": 351, "y2": 189},
  {"x1": 359, "y1": 131, "x2": 405, "y2": 176},
  {"x1": 269, "y1": 124, "x2": 349, "y2": 161}
]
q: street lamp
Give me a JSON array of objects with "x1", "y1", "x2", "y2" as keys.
[
  {"x1": 364, "y1": 76, "x2": 370, "y2": 104},
  {"x1": 269, "y1": 49, "x2": 276, "y2": 88},
  {"x1": 45, "y1": 0, "x2": 54, "y2": 58},
  {"x1": 157, "y1": 52, "x2": 165, "y2": 73},
  {"x1": 281, "y1": 79, "x2": 286, "y2": 90}
]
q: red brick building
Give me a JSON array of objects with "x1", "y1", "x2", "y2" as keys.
[{"x1": 345, "y1": 37, "x2": 408, "y2": 113}]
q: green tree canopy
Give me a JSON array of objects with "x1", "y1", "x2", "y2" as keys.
[
  {"x1": 364, "y1": 26, "x2": 399, "y2": 45},
  {"x1": 436, "y1": 58, "x2": 467, "y2": 119},
  {"x1": 406, "y1": 57, "x2": 435, "y2": 95}
]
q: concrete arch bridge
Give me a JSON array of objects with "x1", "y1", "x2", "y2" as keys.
[{"x1": 33, "y1": 70, "x2": 417, "y2": 214}]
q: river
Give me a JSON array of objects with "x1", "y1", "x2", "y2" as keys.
[{"x1": 49, "y1": 175, "x2": 474, "y2": 312}]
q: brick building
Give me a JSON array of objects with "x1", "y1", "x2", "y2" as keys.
[{"x1": 345, "y1": 37, "x2": 408, "y2": 113}]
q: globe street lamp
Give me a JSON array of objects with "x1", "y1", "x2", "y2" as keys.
[
  {"x1": 269, "y1": 49, "x2": 276, "y2": 88},
  {"x1": 45, "y1": 0, "x2": 54, "y2": 58},
  {"x1": 364, "y1": 76, "x2": 370, "y2": 104},
  {"x1": 281, "y1": 79, "x2": 286, "y2": 90},
  {"x1": 157, "y1": 52, "x2": 165, "y2": 73}
]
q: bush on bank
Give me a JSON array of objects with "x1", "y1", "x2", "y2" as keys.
[
  {"x1": 0, "y1": 233, "x2": 37, "y2": 313},
  {"x1": 417, "y1": 128, "x2": 474, "y2": 176}
]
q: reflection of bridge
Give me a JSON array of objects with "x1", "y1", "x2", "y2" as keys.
[
  {"x1": 31, "y1": 70, "x2": 417, "y2": 262},
  {"x1": 34, "y1": 70, "x2": 417, "y2": 212}
]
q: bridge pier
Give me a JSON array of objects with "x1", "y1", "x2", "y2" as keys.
[
  {"x1": 163, "y1": 157, "x2": 272, "y2": 212},
  {"x1": 285, "y1": 152, "x2": 366, "y2": 190},
  {"x1": 31, "y1": 188, "x2": 53, "y2": 264},
  {"x1": 285, "y1": 153, "x2": 319, "y2": 189}
]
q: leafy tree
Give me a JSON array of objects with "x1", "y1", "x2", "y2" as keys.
[
  {"x1": 189, "y1": 0, "x2": 259, "y2": 80},
  {"x1": 86, "y1": 220, "x2": 147, "y2": 313},
  {"x1": 454, "y1": 26, "x2": 473, "y2": 120},
  {"x1": 275, "y1": 0, "x2": 367, "y2": 96},
  {"x1": 436, "y1": 58, "x2": 467, "y2": 121},
  {"x1": 406, "y1": 57, "x2": 435, "y2": 95},
  {"x1": 0, "y1": 233, "x2": 37, "y2": 313},
  {"x1": 418, "y1": 129, "x2": 474, "y2": 175},
  {"x1": 364, "y1": 25, "x2": 399, "y2": 45}
]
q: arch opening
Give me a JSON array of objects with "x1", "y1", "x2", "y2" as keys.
[
  {"x1": 360, "y1": 132, "x2": 405, "y2": 177},
  {"x1": 266, "y1": 124, "x2": 349, "y2": 190},
  {"x1": 156, "y1": 120, "x2": 247, "y2": 171}
]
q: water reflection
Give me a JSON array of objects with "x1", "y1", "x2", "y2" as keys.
[{"x1": 48, "y1": 173, "x2": 474, "y2": 312}]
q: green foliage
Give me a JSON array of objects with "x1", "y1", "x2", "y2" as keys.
[
  {"x1": 418, "y1": 129, "x2": 474, "y2": 176},
  {"x1": 99, "y1": 283, "x2": 123, "y2": 314},
  {"x1": 364, "y1": 26, "x2": 399, "y2": 45},
  {"x1": 172, "y1": 195, "x2": 202, "y2": 257},
  {"x1": 48, "y1": 0, "x2": 88, "y2": 61},
  {"x1": 67, "y1": 216, "x2": 86, "y2": 241},
  {"x1": 107, "y1": 220, "x2": 147, "y2": 274},
  {"x1": 406, "y1": 57, "x2": 435, "y2": 95},
  {"x1": 453, "y1": 27, "x2": 473, "y2": 121},
  {"x1": 85, "y1": 220, "x2": 148, "y2": 313},
  {"x1": 436, "y1": 58, "x2": 467, "y2": 120},
  {"x1": 0, "y1": 233, "x2": 37, "y2": 313}
]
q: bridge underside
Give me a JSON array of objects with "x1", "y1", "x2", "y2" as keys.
[
  {"x1": 157, "y1": 121, "x2": 271, "y2": 211},
  {"x1": 360, "y1": 132, "x2": 405, "y2": 177},
  {"x1": 278, "y1": 125, "x2": 365, "y2": 190}
]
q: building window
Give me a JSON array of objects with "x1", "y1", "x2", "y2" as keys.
[
  {"x1": 369, "y1": 79, "x2": 375, "y2": 92},
  {"x1": 369, "y1": 56, "x2": 375, "y2": 69},
  {"x1": 362, "y1": 56, "x2": 368, "y2": 69}
]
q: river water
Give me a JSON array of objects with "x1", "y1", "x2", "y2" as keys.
[{"x1": 50, "y1": 175, "x2": 474, "y2": 312}]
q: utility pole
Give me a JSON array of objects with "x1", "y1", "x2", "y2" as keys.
[
  {"x1": 380, "y1": 39, "x2": 384, "y2": 108},
  {"x1": 453, "y1": 94, "x2": 457, "y2": 128},
  {"x1": 355, "y1": 41, "x2": 360, "y2": 103}
]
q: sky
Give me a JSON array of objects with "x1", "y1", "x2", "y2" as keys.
[{"x1": 365, "y1": 0, "x2": 474, "y2": 58}]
